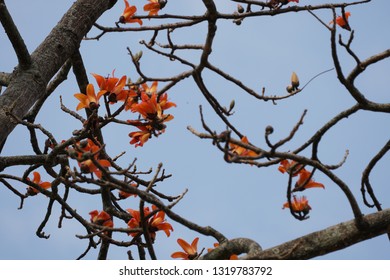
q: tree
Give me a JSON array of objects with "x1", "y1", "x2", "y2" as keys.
[{"x1": 0, "y1": 0, "x2": 389, "y2": 260}]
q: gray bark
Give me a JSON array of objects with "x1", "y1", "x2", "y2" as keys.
[{"x1": 0, "y1": 0, "x2": 117, "y2": 147}]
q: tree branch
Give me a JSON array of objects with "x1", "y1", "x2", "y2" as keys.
[
  {"x1": 0, "y1": 0, "x2": 118, "y2": 146},
  {"x1": 249, "y1": 208, "x2": 390, "y2": 259},
  {"x1": 0, "y1": 0, "x2": 31, "y2": 68}
]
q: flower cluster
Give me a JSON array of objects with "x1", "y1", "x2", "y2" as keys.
[
  {"x1": 128, "y1": 82, "x2": 176, "y2": 147},
  {"x1": 127, "y1": 205, "x2": 173, "y2": 242},
  {"x1": 119, "y1": 0, "x2": 167, "y2": 25},
  {"x1": 74, "y1": 71, "x2": 176, "y2": 147},
  {"x1": 278, "y1": 159, "x2": 324, "y2": 218}
]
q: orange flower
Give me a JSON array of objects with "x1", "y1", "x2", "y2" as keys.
[
  {"x1": 119, "y1": 0, "x2": 143, "y2": 25},
  {"x1": 127, "y1": 206, "x2": 173, "y2": 241},
  {"x1": 132, "y1": 86, "x2": 176, "y2": 122},
  {"x1": 229, "y1": 136, "x2": 259, "y2": 158},
  {"x1": 89, "y1": 210, "x2": 113, "y2": 228},
  {"x1": 157, "y1": 92, "x2": 176, "y2": 111},
  {"x1": 127, "y1": 207, "x2": 149, "y2": 236},
  {"x1": 144, "y1": 0, "x2": 166, "y2": 16},
  {"x1": 278, "y1": 159, "x2": 303, "y2": 177},
  {"x1": 283, "y1": 195, "x2": 311, "y2": 217},
  {"x1": 294, "y1": 169, "x2": 325, "y2": 191},
  {"x1": 92, "y1": 71, "x2": 127, "y2": 103},
  {"x1": 171, "y1": 237, "x2": 199, "y2": 260},
  {"x1": 141, "y1": 81, "x2": 158, "y2": 95},
  {"x1": 128, "y1": 125, "x2": 152, "y2": 147},
  {"x1": 74, "y1": 84, "x2": 105, "y2": 111},
  {"x1": 330, "y1": 11, "x2": 351, "y2": 31},
  {"x1": 72, "y1": 139, "x2": 111, "y2": 178},
  {"x1": 122, "y1": 89, "x2": 139, "y2": 110},
  {"x1": 127, "y1": 82, "x2": 175, "y2": 146},
  {"x1": 79, "y1": 158, "x2": 111, "y2": 179},
  {"x1": 149, "y1": 205, "x2": 173, "y2": 240},
  {"x1": 26, "y1": 171, "x2": 51, "y2": 196}
]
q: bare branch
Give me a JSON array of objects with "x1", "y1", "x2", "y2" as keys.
[
  {"x1": 361, "y1": 139, "x2": 390, "y2": 210},
  {"x1": 0, "y1": 0, "x2": 31, "y2": 68}
]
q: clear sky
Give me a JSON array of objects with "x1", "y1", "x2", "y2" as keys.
[{"x1": 0, "y1": 0, "x2": 389, "y2": 260}]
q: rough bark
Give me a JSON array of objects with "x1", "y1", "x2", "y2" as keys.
[
  {"x1": 201, "y1": 209, "x2": 390, "y2": 260},
  {"x1": 253, "y1": 208, "x2": 390, "y2": 259},
  {"x1": 0, "y1": 0, "x2": 117, "y2": 147}
]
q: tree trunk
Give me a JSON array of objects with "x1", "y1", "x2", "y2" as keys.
[{"x1": 0, "y1": 0, "x2": 117, "y2": 147}]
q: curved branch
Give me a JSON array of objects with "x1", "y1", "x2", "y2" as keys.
[
  {"x1": 361, "y1": 139, "x2": 390, "y2": 210},
  {"x1": 201, "y1": 238, "x2": 263, "y2": 260},
  {"x1": 248, "y1": 208, "x2": 390, "y2": 259},
  {"x1": 0, "y1": 0, "x2": 31, "y2": 68}
]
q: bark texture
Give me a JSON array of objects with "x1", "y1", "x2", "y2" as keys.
[
  {"x1": 0, "y1": 0, "x2": 117, "y2": 146},
  {"x1": 253, "y1": 208, "x2": 390, "y2": 259}
]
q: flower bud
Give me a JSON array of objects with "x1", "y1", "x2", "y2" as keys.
[
  {"x1": 286, "y1": 84, "x2": 294, "y2": 93},
  {"x1": 265, "y1": 125, "x2": 274, "y2": 135},
  {"x1": 291, "y1": 71, "x2": 299, "y2": 89},
  {"x1": 229, "y1": 99, "x2": 235, "y2": 112},
  {"x1": 133, "y1": 51, "x2": 143, "y2": 63}
]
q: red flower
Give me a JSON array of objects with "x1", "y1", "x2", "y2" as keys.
[
  {"x1": 330, "y1": 11, "x2": 351, "y2": 31},
  {"x1": 127, "y1": 83, "x2": 176, "y2": 147},
  {"x1": 26, "y1": 171, "x2": 51, "y2": 196},
  {"x1": 294, "y1": 169, "x2": 325, "y2": 191},
  {"x1": 148, "y1": 205, "x2": 173, "y2": 240},
  {"x1": 229, "y1": 136, "x2": 259, "y2": 158},
  {"x1": 144, "y1": 0, "x2": 166, "y2": 16},
  {"x1": 171, "y1": 237, "x2": 199, "y2": 260},
  {"x1": 92, "y1": 71, "x2": 127, "y2": 103},
  {"x1": 89, "y1": 210, "x2": 113, "y2": 228},
  {"x1": 128, "y1": 125, "x2": 152, "y2": 147},
  {"x1": 127, "y1": 207, "x2": 149, "y2": 236},
  {"x1": 278, "y1": 159, "x2": 303, "y2": 177},
  {"x1": 131, "y1": 85, "x2": 176, "y2": 123},
  {"x1": 119, "y1": 0, "x2": 143, "y2": 25},
  {"x1": 74, "y1": 84, "x2": 105, "y2": 111},
  {"x1": 79, "y1": 158, "x2": 111, "y2": 179},
  {"x1": 127, "y1": 206, "x2": 173, "y2": 241},
  {"x1": 72, "y1": 139, "x2": 111, "y2": 178},
  {"x1": 283, "y1": 195, "x2": 311, "y2": 218}
]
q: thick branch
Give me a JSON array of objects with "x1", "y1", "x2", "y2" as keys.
[
  {"x1": 250, "y1": 208, "x2": 390, "y2": 259},
  {"x1": 201, "y1": 238, "x2": 263, "y2": 260},
  {"x1": 0, "y1": 154, "x2": 68, "y2": 172},
  {"x1": 0, "y1": 0, "x2": 117, "y2": 146}
]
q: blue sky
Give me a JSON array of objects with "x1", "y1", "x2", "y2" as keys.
[{"x1": 0, "y1": 0, "x2": 390, "y2": 260}]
